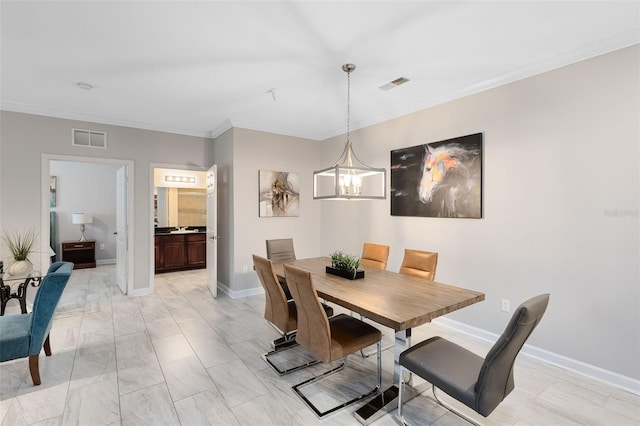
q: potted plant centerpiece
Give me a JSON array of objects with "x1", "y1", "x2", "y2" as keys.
[
  {"x1": 327, "y1": 250, "x2": 365, "y2": 280},
  {"x1": 2, "y1": 228, "x2": 38, "y2": 276}
]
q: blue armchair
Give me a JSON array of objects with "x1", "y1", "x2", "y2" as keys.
[{"x1": 0, "y1": 261, "x2": 73, "y2": 385}]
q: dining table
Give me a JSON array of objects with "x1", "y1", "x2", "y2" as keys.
[{"x1": 273, "y1": 257, "x2": 485, "y2": 425}]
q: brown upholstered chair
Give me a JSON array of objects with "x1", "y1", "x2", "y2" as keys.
[
  {"x1": 252, "y1": 255, "x2": 332, "y2": 375},
  {"x1": 399, "y1": 249, "x2": 439, "y2": 281},
  {"x1": 284, "y1": 264, "x2": 382, "y2": 418},
  {"x1": 398, "y1": 294, "x2": 550, "y2": 425},
  {"x1": 360, "y1": 242, "x2": 390, "y2": 270},
  {"x1": 265, "y1": 238, "x2": 296, "y2": 299},
  {"x1": 359, "y1": 242, "x2": 392, "y2": 357}
]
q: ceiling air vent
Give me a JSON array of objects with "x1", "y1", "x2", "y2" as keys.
[
  {"x1": 379, "y1": 76, "x2": 410, "y2": 91},
  {"x1": 72, "y1": 129, "x2": 107, "y2": 148}
]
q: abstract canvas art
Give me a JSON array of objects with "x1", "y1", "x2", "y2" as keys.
[
  {"x1": 391, "y1": 133, "x2": 483, "y2": 218},
  {"x1": 259, "y1": 170, "x2": 300, "y2": 217}
]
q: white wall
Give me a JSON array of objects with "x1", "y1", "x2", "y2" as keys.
[
  {"x1": 229, "y1": 128, "x2": 322, "y2": 295},
  {"x1": 319, "y1": 45, "x2": 640, "y2": 383},
  {"x1": 0, "y1": 112, "x2": 214, "y2": 292},
  {"x1": 50, "y1": 161, "x2": 120, "y2": 262}
]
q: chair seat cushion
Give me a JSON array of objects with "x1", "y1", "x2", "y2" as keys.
[
  {"x1": 328, "y1": 314, "x2": 381, "y2": 361},
  {"x1": 399, "y1": 336, "x2": 483, "y2": 410},
  {"x1": 0, "y1": 313, "x2": 31, "y2": 361}
]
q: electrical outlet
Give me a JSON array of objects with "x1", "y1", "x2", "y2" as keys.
[
  {"x1": 99, "y1": 244, "x2": 105, "y2": 250},
  {"x1": 501, "y1": 299, "x2": 511, "y2": 313},
  {"x1": 242, "y1": 265, "x2": 248, "y2": 273}
]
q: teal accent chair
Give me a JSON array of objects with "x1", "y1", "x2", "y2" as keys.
[{"x1": 0, "y1": 261, "x2": 73, "y2": 385}]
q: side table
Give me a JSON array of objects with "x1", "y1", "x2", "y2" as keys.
[{"x1": 61, "y1": 240, "x2": 96, "y2": 269}]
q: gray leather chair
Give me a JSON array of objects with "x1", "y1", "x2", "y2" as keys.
[
  {"x1": 265, "y1": 238, "x2": 296, "y2": 262},
  {"x1": 398, "y1": 294, "x2": 550, "y2": 425},
  {"x1": 265, "y1": 238, "x2": 296, "y2": 299}
]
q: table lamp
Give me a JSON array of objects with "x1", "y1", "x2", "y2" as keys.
[{"x1": 72, "y1": 213, "x2": 93, "y2": 242}]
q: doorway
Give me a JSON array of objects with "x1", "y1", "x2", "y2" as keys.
[
  {"x1": 41, "y1": 154, "x2": 133, "y2": 295},
  {"x1": 151, "y1": 164, "x2": 217, "y2": 298}
]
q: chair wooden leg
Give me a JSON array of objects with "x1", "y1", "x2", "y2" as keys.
[
  {"x1": 29, "y1": 355, "x2": 41, "y2": 386},
  {"x1": 43, "y1": 334, "x2": 52, "y2": 356}
]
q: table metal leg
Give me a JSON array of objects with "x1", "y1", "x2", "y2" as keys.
[{"x1": 354, "y1": 329, "x2": 413, "y2": 425}]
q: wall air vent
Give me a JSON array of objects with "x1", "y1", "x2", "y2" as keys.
[
  {"x1": 379, "y1": 76, "x2": 410, "y2": 91},
  {"x1": 72, "y1": 129, "x2": 107, "y2": 148}
]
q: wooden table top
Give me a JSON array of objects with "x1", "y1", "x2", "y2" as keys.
[{"x1": 273, "y1": 257, "x2": 485, "y2": 332}]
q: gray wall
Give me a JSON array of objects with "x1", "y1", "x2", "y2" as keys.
[
  {"x1": 226, "y1": 128, "x2": 322, "y2": 296},
  {"x1": 50, "y1": 161, "x2": 120, "y2": 262},
  {"x1": 0, "y1": 112, "x2": 214, "y2": 292},
  {"x1": 319, "y1": 45, "x2": 639, "y2": 382}
]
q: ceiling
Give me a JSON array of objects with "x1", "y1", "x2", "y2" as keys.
[{"x1": 1, "y1": 1, "x2": 638, "y2": 141}]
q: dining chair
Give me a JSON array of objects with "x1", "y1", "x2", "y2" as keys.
[
  {"x1": 252, "y1": 255, "x2": 333, "y2": 375},
  {"x1": 399, "y1": 249, "x2": 439, "y2": 281},
  {"x1": 360, "y1": 242, "x2": 390, "y2": 270},
  {"x1": 0, "y1": 261, "x2": 74, "y2": 386},
  {"x1": 397, "y1": 293, "x2": 550, "y2": 425},
  {"x1": 265, "y1": 238, "x2": 296, "y2": 262},
  {"x1": 358, "y1": 242, "x2": 391, "y2": 357},
  {"x1": 265, "y1": 238, "x2": 296, "y2": 299},
  {"x1": 284, "y1": 263, "x2": 382, "y2": 418}
]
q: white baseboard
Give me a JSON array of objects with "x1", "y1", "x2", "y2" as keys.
[
  {"x1": 96, "y1": 259, "x2": 116, "y2": 265},
  {"x1": 129, "y1": 287, "x2": 153, "y2": 297},
  {"x1": 217, "y1": 282, "x2": 264, "y2": 299},
  {"x1": 435, "y1": 317, "x2": 640, "y2": 396}
]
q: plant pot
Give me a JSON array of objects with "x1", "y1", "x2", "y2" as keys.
[
  {"x1": 326, "y1": 266, "x2": 365, "y2": 280},
  {"x1": 6, "y1": 260, "x2": 33, "y2": 276}
]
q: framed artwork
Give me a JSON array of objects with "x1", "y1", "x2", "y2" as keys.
[
  {"x1": 49, "y1": 176, "x2": 57, "y2": 208},
  {"x1": 259, "y1": 170, "x2": 300, "y2": 217},
  {"x1": 391, "y1": 133, "x2": 483, "y2": 218}
]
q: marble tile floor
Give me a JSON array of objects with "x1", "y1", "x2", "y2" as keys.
[{"x1": 0, "y1": 266, "x2": 638, "y2": 425}]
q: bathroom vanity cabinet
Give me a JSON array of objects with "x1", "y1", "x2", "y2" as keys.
[{"x1": 154, "y1": 232, "x2": 206, "y2": 273}]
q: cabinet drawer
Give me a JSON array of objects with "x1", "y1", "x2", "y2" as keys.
[{"x1": 62, "y1": 241, "x2": 95, "y2": 250}]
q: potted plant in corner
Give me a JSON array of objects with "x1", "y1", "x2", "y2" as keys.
[
  {"x1": 327, "y1": 250, "x2": 365, "y2": 280},
  {"x1": 2, "y1": 228, "x2": 38, "y2": 276}
]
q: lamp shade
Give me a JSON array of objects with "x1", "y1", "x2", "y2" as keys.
[{"x1": 72, "y1": 213, "x2": 93, "y2": 224}]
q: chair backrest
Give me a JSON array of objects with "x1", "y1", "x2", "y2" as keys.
[
  {"x1": 474, "y1": 293, "x2": 550, "y2": 416},
  {"x1": 360, "y1": 242, "x2": 390, "y2": 270},
  {"x1": 28, "y1": 261, "x2": 73, "y2": 355},
  {"x1": 266, "y1": 238, "x2": 296, "y2": 262},
  {"x1": 399, "y1": 249, "x2": 438, "y2": 281},
  {"x1": 284, "y1": 264, "x2": 332, "y2": 363},
  {"x1": 252, "y1": 255, "x2": 293, "y2": 333}
]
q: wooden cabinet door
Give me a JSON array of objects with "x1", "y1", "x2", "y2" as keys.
[
  {"x1": 154, "y1": 236, "x2": 163, "y2": 270},
  {"x1": 186, "y1": 234, "x2": 206, "y2": 266},
  {"x1": 162, "y1": 236, "x2": 186, "y2": 269}
]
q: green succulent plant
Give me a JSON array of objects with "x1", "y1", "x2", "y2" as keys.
[{"x1": 2, "y1": 228, "x2": 38, "y2": 262}]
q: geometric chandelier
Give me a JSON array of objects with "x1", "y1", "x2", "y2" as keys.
[{"x1": 313, "y1": 64, "x2": 386, "y2": 200}]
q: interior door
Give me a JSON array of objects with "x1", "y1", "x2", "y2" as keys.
[
  {"x1": 115, "y1": 166, "x2": 128, "y2": 294},
  {"x1": 206, "y1": 165, "x2": 218, "y2": 298}
]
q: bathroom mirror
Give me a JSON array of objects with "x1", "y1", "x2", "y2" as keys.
[{"x1": 155, "y1": 187, "x2": 206, "y2": 227}]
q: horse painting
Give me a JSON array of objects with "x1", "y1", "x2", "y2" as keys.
[{"x1": 391, "y1": 133, "x2": 483, "y2": 218}]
